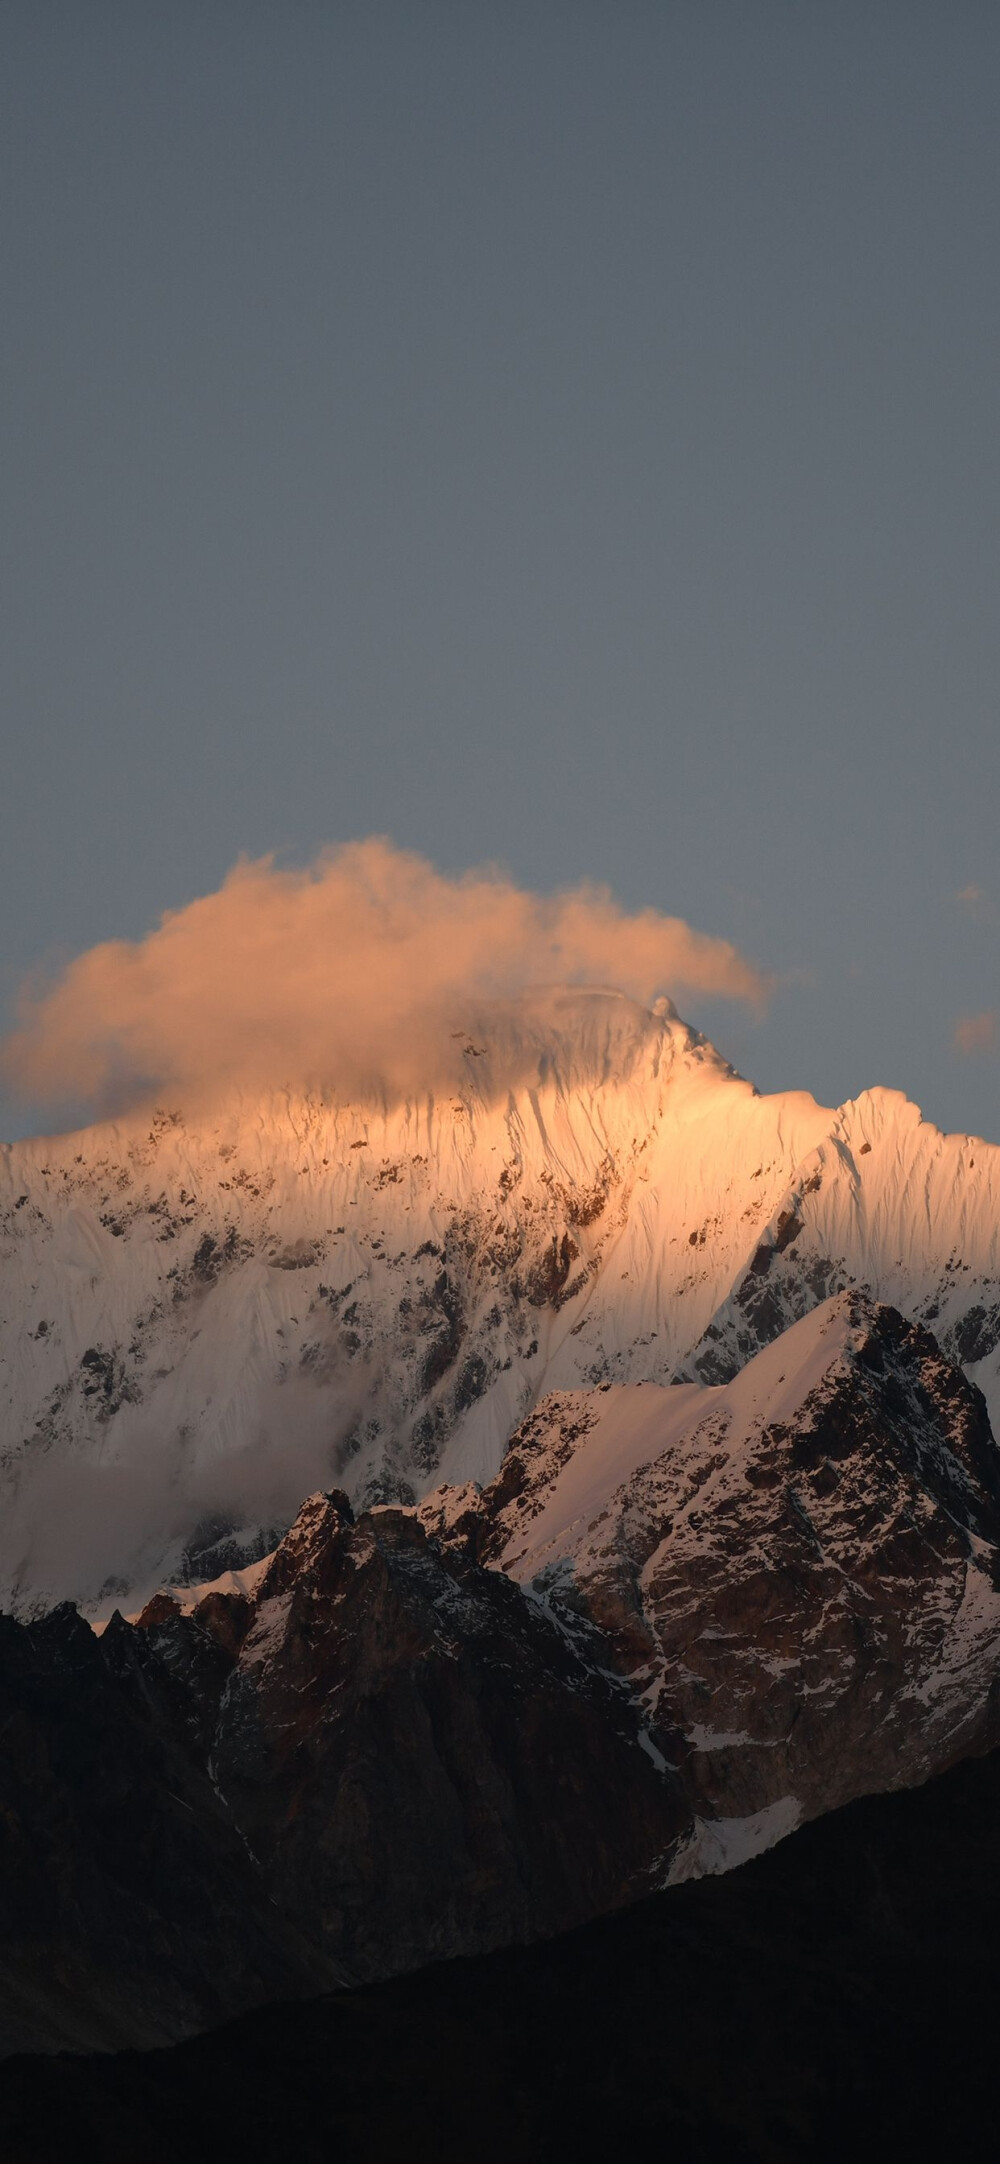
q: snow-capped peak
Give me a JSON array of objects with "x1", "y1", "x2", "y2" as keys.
[{"x1": 1, "y1": 990, "x2": 999, "y2": 1613}]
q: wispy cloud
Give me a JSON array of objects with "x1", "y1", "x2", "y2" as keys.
[
  {"x1": 954, "y1": 1010, "x2": 998, "y2": 1057},
  {"x1": 954, "y1": 884, "x2": 996, "y2": 927},
  {"x1": 0, "y1": 840, "x2": 773, "y2": 1117}
]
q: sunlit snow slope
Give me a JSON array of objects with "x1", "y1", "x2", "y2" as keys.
[{"x1": 1, "y1": 988, "x2": 998, "y2": 1610}]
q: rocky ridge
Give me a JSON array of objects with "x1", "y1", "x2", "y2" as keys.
[
  {"x1": 2, "y1": 1288, "x2": 1000, "y2": 2055},
  {"x1": 443, "y1": 1290, "x2": 1000, "y2": 1845},
  {"x1": 0, "y1": 1481, "x2": 680, "y2": 2055}
]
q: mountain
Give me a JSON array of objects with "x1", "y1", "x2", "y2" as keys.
[
  {"x1": 0, "y1": 1483, "x2": 679, "y2": 2055},
  {"x1": 6, "y1": 1727, "x2": 1000, "y2": 2163},
  {"x1": 1, "y1": 1288, "x2": 998, "y2": 2054},
  {"x1": 3, "y1": 990, "x2": 1000, "y2": 2114},
  {"x1": 3, "y1": 988, "x2": 1000, "y2": 1614}
]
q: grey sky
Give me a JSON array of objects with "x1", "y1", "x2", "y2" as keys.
[{"x1": 2, "y1": 2, "x2": 998, "y2": 1141}]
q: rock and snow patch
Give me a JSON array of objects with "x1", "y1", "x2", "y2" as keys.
[{"x1": 667, "y1": 1796, "x2": 803, "y2": 1882}]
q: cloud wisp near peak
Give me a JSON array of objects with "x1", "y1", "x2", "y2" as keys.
[{"x1": 1, "y1": 840, "x2": 771, "y2": 1121}]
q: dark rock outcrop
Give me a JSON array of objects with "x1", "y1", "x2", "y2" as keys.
[
  {"x1": 207, "y1": 1490, "x2": 682, "y2": 1982},
  {"x1": 0, "y1": 1495, "x2": 682, "y2": 2054},
  {"x1": 0, "y1": 1602, "x2": 330, "y2": 2056}
]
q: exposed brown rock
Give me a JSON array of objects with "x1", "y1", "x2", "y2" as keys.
[
  {"x1": 472, "y1": 1293, "x2": 1000, "y2": 1836},
  {"x1": 134, "y1": 1592, "x2": 181, "y2": 1629}
]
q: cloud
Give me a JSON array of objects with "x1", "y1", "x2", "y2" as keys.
[
  {"x1": 954, "y1": 1011, "x2": 998, "y2": 1057},
  {"x1": 956, "y1": 884, "x2": 984, "y2": 911},
  {"x1": 1, "y1": 840, "x2": 772, "y2": 1117},
  {"x1": 0, "y1": 1364, "x2": 370, "y2": 1611}
]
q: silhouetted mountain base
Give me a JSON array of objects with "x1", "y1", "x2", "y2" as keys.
[{"x1": 3, "y1": 1737, "x2": 1000, "y2": 2162}]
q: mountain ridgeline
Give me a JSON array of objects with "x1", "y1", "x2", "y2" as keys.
[{"x1": 2, "y1": 988, "x2": 999, "y2": 1613}]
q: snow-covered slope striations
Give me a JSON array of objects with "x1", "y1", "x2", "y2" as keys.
[
  {"x1": 2, "y1": 987, "x2": 999, "y2": 1610},
  {"x1": 686, "y1": 1085, "x2": 1000, "y2": 1392}
]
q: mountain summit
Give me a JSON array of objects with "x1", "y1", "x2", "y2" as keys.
[{"x1": 1, "y1": 989, "x2": 999, "y2": 1611}]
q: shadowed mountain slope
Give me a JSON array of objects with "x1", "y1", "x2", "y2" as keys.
[
  {"x1": 0, "y1": 1490, "x2": 680, "y2": 2055},
  {"x1": 3, "y1": 1737, "x2": 1000, "y2": 2162},
  {"x1": 2, "y1": 1293, "x2": 1000, "y2": 2058}
]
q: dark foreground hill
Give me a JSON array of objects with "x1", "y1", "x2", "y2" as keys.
[{"x1": 3, "y1": 1735, "x2": 1000, "y2": 2163}]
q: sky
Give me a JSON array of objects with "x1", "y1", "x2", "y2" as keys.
[{"x1": 2, "y1": 2, "x2": 998, "y2": 1143}]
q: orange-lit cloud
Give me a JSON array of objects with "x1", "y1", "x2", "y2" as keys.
[
  {"x1": 956, "y1": 884, "x2": 985, "y2": 911},
  {"x1": 1, "y1": 841, "x2": 772, "y2": 1115},
  {"x1": 954, "y1": 1010, "x2": 998, "y2": 1057}
]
